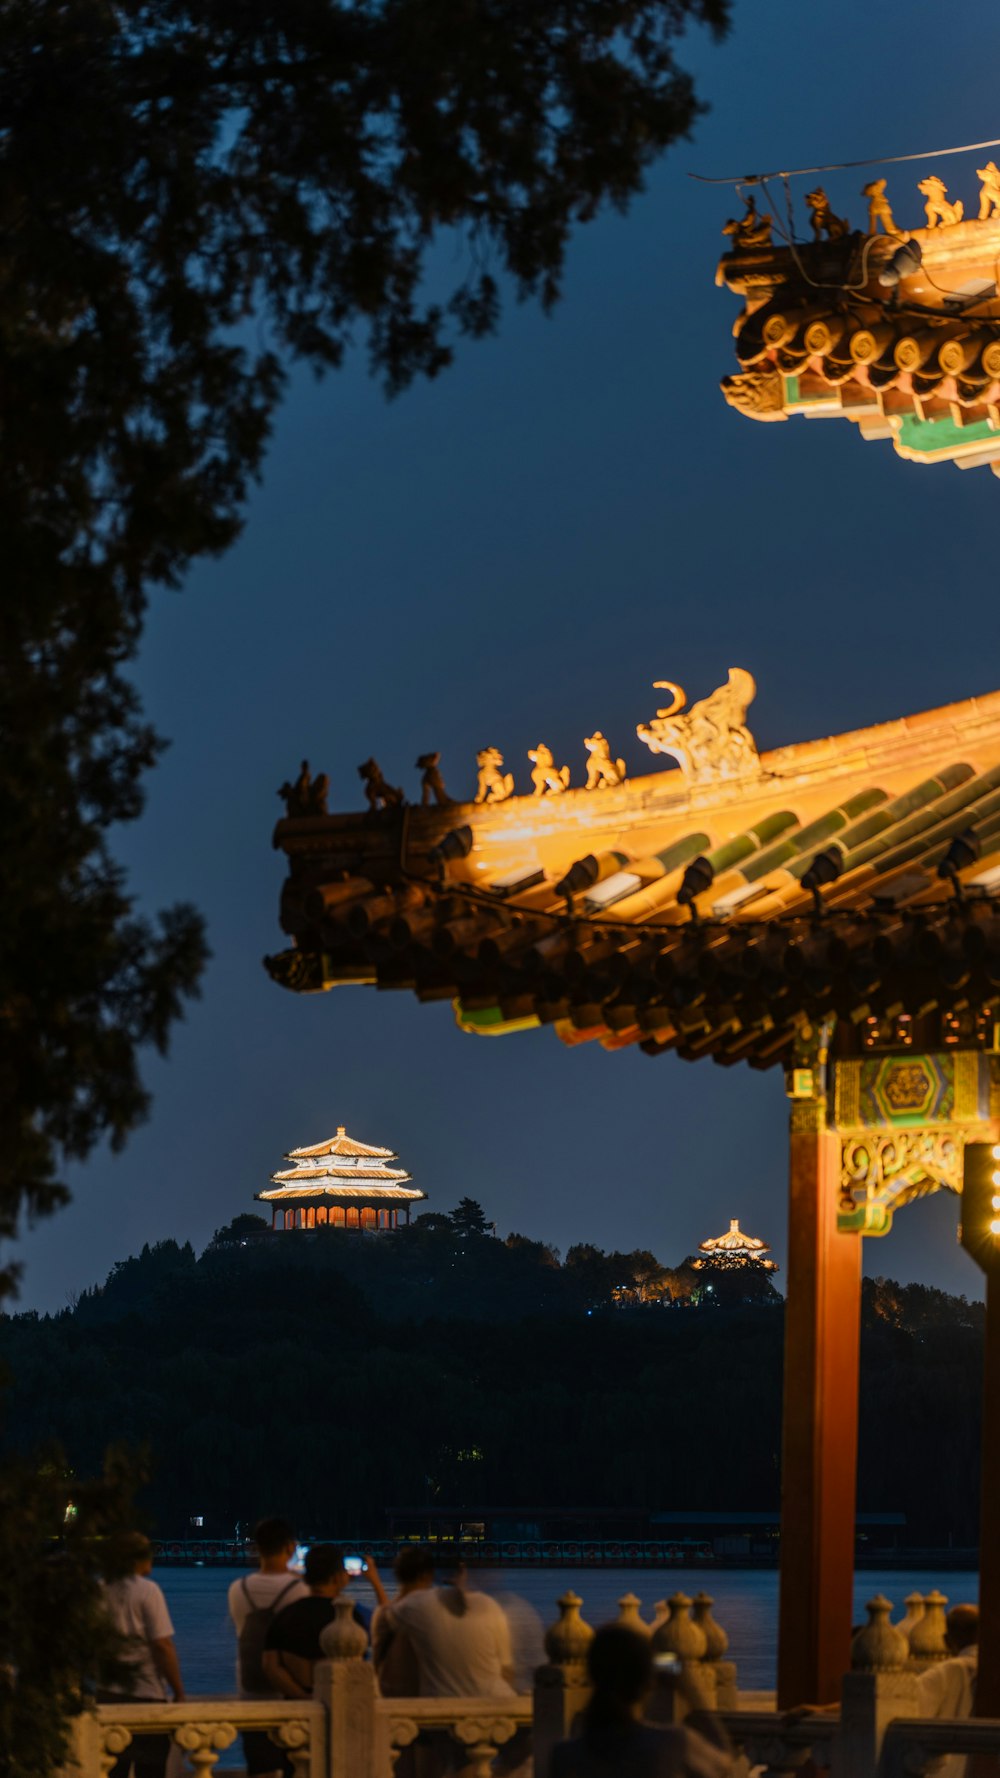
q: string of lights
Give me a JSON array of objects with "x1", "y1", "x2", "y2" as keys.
[{"x1": 395, "y1": 851, "x2": 994, "y2": 945}]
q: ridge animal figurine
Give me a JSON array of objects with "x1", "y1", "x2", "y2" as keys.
[
  {"x1": 474, "y1": 747, "x2": 514, "y2": 803},
  {"x1": 278, "y1": 759, "x2": 329, "y2": 817},
  {"x1": 358, "y1": 757, "x2": 404, "y2": 811},
  {"x1": 416, "y1": 751, "x2": 452, "y2": 807},
  {"x1": 805, "y1": 187, "x2": 850, "y2": 240},
  {"x1": 722, "y1": 192, "x2": 772, "y2": 251},
  {"x1": 978, "y1": 161, "x2": 1000, "y2": 220},
  {"x1": 584, "y1": 732, "x2": 627, "y2": 790},
  {"x1": 637, "y1": 669, "x2": 760, "y2": 784},
  {"x1": 528, "y1": 743, "x2": 571, "y2": 796},
  {"x1": 862, "y1": 178, "x2": 897, "y2": 235},
  {"x1": 918, "y1": 176, "x2": 963, "y2": 228}
]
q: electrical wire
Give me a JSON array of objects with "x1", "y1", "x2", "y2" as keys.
[{"x1": 691, "y1": 134, "x2": 1000, "y2": 186}]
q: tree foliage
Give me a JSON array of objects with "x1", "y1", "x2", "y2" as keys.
[
  {"x1": 0, "y1": 1445, "x2": 145, "y2": 1778},
  {"x1": 450, "y1": 1196, "x2": 491, "y2": 1237},
  {"x1": 0, "y1": 1235, "x2": 983, "y2": 1551},
  {"x1": 0, "y1": 0, "x2": 729, "y2": 1287}
]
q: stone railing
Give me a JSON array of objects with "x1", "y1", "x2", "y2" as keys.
[
  {"x1": 59, "y1": 1583, "x2": 1000, "y2": 1778},
  {"x1": 882, "y1": 1718, "x2": 1000, "y2": 1776},
  {"x1": 65, "y1": 1697, "x2": 326, "y2": 1778}
]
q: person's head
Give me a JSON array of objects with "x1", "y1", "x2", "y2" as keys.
[
  {"x1": 304, "y1": 1544, "x2": 347, "y2": 1596},
  {"x1": 120, "y1": 1532, "x2": 154, "y2": 1576},
  {"x1": 254, "y1": 1517, "x2": 297, "y2": 1568},
  {"x1": 583, "y1": 1625, "x2": 655, "y2": 1746},
  {"x1": 394, "y1": 1547, "x2": 436, "y2": 1593},
  {"x1": 434, "y1": 1554, "x2": 470, "y2": 1613},
  {"x1": 946, "y1": 1604, "x2": 979, "y2": 1653}
]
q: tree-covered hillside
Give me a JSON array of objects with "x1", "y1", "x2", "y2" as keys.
[{"x1": 0, "y1": 1221, "x2": 983, "y2": 1546}]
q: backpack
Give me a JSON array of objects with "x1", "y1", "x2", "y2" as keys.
[{"x1": 238, "y1": 1576, "x2": 300, "y2": 1693}]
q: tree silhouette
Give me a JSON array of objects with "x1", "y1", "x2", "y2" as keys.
[
  {"x1": 0, "y1": 0, "x2": 730, "y2": 1287},
  {"x1": 450, "y1": 1198, "x2": 491, "y2": 1238}
]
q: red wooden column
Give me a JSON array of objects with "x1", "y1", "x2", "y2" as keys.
[
  {"x1": 777, "y1": 1104, "x2": 862, "y2": 1708},
  {"x1": 976, "y1": 1269, "x2": 1000, "y2": 1716},
  {"x1": 961, "y1": 1141, "x2": 1000, "y2": 1720}
]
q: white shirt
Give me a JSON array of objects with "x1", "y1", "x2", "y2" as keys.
[
  {"x1": 227, "y1": 1570, "x2": 309, "y2": 1696},
  {"x1": 387, "y1": 1587, "x2": 515, "y2": 1699},
  {"x1": 917, "y1": 1647, "x2": 977, "y2": 1778},
  {"x1": 103, "y1": 1574, "x2": 175, "y2": 1700}
]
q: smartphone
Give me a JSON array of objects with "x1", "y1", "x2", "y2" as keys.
[
  {"x1": 292, "y1": 1543, "x2": 310, "y2": 1571},
  {"x1": 343, "y1": 1554, "x2": 368, "y2": 1576}
]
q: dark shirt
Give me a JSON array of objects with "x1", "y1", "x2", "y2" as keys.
[
  {"x1": 264, "y1": 1595, "x2": 370, "y2": 1660},
  {"x1": 551, "y1": 1723, "x2": 729, "y2": 1778}
]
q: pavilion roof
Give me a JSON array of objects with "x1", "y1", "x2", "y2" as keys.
[
  {"x1": 271, "y1": 1162, "x2": 412, "y2": 1183},
  {"x1": 257, "y1": 1180, "x2": 426, "y2": 1202},
  {"x1": 265, "y1": 679, "x2": 1000, "y2": 1069},
  {"x1": 699, "y1": 1219, "x2": 771, "y2": 1254},
  {"x1": 286, "y1": 1125, "x2": 396, "y2": 1160},
  {"x1": 714, "y1": 189, "x2": 1000, "y2": 475}
]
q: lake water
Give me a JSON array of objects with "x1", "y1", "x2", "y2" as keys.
[{"x1": 161, "y1": 1564, "x2": 978, "y2": 1698}]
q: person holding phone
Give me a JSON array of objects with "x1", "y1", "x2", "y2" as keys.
[{"x1": 263, "y1": 1545, "x2": 387, "y2": 1699}]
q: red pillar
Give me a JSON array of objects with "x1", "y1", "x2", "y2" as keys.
[
  {"x1": 777, "y1": 1125, "x2": 862, "y2": 1708},
  {"x1": 975, "y1": 1269, "x2": 1000, "y2": 1715}
]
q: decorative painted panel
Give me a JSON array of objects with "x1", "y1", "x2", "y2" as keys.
[{"x1": 832, "y1": 1054, "x2": 989, "y2": 1132}]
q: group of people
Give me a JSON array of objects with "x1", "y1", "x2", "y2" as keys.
[{"x1": 99, "y1": 1522, "x2": 982, "y2": 1778}]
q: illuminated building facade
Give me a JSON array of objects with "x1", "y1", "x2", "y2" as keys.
[
  {"x1": 265, "y1": 672, "x2": 1000, "y2": 1710},
  {"x1": 257, "y1": 1124, "x2": 425, "y2": 1231},
  {"x1": 693, "y1": 1219, "x2": 777, "y2": 1273}
]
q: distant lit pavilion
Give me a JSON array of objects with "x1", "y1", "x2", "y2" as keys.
[
  {"x1": 257, "y1": 1125, "x2": 426, "y2": 1231},
  {"x1": 693, "y1": 1218, "x2": 778, "y2": 1272}
]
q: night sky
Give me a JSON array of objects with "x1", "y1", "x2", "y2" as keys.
[{"x1": 15, "y1": 0, "x2": 1000, "y2": 1310}]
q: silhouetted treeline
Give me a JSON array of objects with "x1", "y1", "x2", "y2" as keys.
[{"x1": 0, "y1": 1225, "x2": 983, "y2": 1545}]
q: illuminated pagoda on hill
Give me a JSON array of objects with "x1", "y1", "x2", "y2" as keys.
[
  {"x1": 256, "y1": 1125, "x2": 426, "y2": 1232},
  {"x1": 692, "y1": 1219, "x2": 778, "y2": 1273}
]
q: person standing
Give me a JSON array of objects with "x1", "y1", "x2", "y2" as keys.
[
  {"x1": 916, "y1": 1604, "x2": 979, "y2": 1778},
  {"x1": 372, "y1": 1546, "x2": 436, "y2": 1697},
  {"x1": 383, "y1": 1564, "x2": 516, "y2": 1699},
  {"x1": 99, "y1": 1533, "x2": 184, "y2": 1778},
  {"x1": 228, "y1": 1518, "x2": 309, "y2": 1778},
  {"x1": 264, "y1": 1545, "x2": 387, "y2": 1698},
  {"x1": 384, "y1": 1565, "x2": 531, "y2": 1775},
  {"x1": 550, "y1": 1624, "x2": 731, "y2": 1778}
]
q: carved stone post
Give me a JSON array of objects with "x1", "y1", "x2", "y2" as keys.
[
  {"x1": 316, "y1": 1597, "x2": 379, "y2": 1778},
  {"x1": 831, "y1": 1597, "x2": 919, "y2": 1778},
  {"x1": 692, "y1": 1591, "x2": 737, "y2": 1709},
  {"x1": 617, "y1": 1592, "x2": 650, "y2": 1635},
  {"x1": 908, "y1": 1590, "x2": 949, "y2": 1664},
  {"x1": 532, "y1": 1592, "x2": 594, "y2": 1778},
  {"x1": 648, "y1": 1592, "x2": 716, "y2": 1722},
  {"x1": 897, "y1": 1592, "x2": 926, "y2": 1646}
]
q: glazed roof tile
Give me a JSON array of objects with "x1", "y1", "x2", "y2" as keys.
[
  {"x1": 699, "y1": 1219, "x2": 770, "y2": 1253},
  {"x1": 287, "y1": 1124, "x2": 396, "y2": 1160},
  {"x1": 266, "y1": 682, "x2": 1000, "y2": 1069},
  {"x1": 258, "y1": 1181, "x2": 426, "y2": 1202}
]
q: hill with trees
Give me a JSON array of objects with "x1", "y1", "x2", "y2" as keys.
[{"x1": 0, "y1": 1211, "x2": 983, "y2": 1547}]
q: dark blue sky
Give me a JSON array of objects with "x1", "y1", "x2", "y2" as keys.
[{"x1": 15, "y1": 0, "x2": 1000, "y2": 1309}]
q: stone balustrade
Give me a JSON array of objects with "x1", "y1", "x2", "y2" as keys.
[
  {"x1": 64, "y1": 1698, "x2": 326, "y2": 1778},
  {"x1": 57, "y1": 1584, "x2": 1000, "y2": 1778}
]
